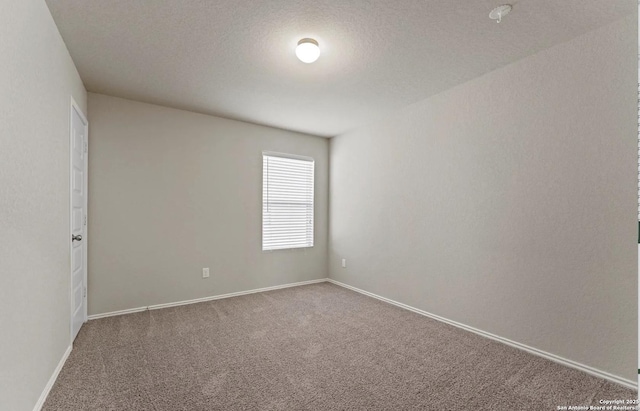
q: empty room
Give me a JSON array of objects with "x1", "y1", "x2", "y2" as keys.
[{"x1": 1, "y1": 0, "x2": 638, "y2": 410}]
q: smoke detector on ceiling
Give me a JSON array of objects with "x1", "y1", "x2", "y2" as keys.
[{"x1": 489, "y1": 4, "x2": 512, "y2": 23}]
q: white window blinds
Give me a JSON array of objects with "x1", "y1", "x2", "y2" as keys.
[{"x1": 262, "y1": 153, "x2": 314, "y2": 251}]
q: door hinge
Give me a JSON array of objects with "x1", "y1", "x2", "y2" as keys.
[
  {"x1": 84, "y1": 214, "x2": 87, "y2": 226},
  {"x1": 84, "y1": 141, "x2": 88, "y2": 153},
  {"x1": 83, "y1": 286, "x2": 87, "y2": 298}
]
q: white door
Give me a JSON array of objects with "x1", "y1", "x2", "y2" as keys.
[{"x1": 70, "y1": 99, "x2": 88, "y2": 342}]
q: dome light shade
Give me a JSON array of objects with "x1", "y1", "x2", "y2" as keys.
[{"x1": 295, "y1": 38, "x2": 320, "y2": 63}]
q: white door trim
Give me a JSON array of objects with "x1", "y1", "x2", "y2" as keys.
[{"x1": 69, "y1": 96, "x2": 88, "y2": 343}]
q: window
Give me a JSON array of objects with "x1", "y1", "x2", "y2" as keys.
[{"x1": 262, "y1": 152, "x2": 314, "y2": 251}]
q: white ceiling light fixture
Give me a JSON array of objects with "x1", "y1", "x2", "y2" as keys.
[
  {"x1": 489, "y1": 4, "x2": 512, "y2": 23},
  {"x1": 295, "y1": 38, "x2": 320, "y2": 63}
]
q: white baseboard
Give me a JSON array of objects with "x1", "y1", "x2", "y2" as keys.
[
  {"x1": 88, "y1": 278, "x2": 329, "y2": 320},
  {"x1": 87, "y1": 305, "x2": 148, "y2": 320},
  {"x1": 86, "y1": 276, "x2": 636, "y2": 389},
  {"x1": 32, "y1": 345, "x2": 72, "y2": 411},
  {"x1": 326, "y1": 278, "x2": 637, "y2": 390}
]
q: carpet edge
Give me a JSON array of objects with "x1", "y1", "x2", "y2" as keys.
[
  {"x1": 87, "y1": 278, "x2": 330, "y2": 320},
  {"x1": 327, "y1": 278, "x2": 637, "y2": 390},
  {"x1": 32, "y1": 344, "x2": 72, "y2": 411}
]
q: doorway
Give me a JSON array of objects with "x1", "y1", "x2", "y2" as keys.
[{"x1": 70, "y1": 97, "x2": 88, "y2": 342}]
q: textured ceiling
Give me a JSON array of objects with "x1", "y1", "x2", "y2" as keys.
[{"x1": 46, "y1": 0, "x2": 634, "y2": 137}]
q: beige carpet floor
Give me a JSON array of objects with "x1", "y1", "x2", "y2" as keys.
[{"x1": 44, "y1": 282, "x2": 635, "y2": 410}]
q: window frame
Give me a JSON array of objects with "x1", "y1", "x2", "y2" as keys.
[{"x1": 261, "y1": 151, "x2": 315, "y2": 251}]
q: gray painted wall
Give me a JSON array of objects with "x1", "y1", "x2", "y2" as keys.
[
  {"x1": 0, "y1": 1, "x2": 87, "y2": 409},
  {"x1": 87, "y1": 93, "x2": 329, "y2": 315},
  {"x1": 329, "y1": 16, "x2": 637, "y2": 382}
]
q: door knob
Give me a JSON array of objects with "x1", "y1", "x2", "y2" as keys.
[{"x1": 72, "y1": 234, "x2": 82, "y2": 242}]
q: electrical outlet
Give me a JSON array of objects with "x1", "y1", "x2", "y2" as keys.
[
  {"x1": 341, "y1": 259, "x2": 346, "y2": 268},
  {"x1": 202, "y1": 267, "x2": 210, "y2": 278}
]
